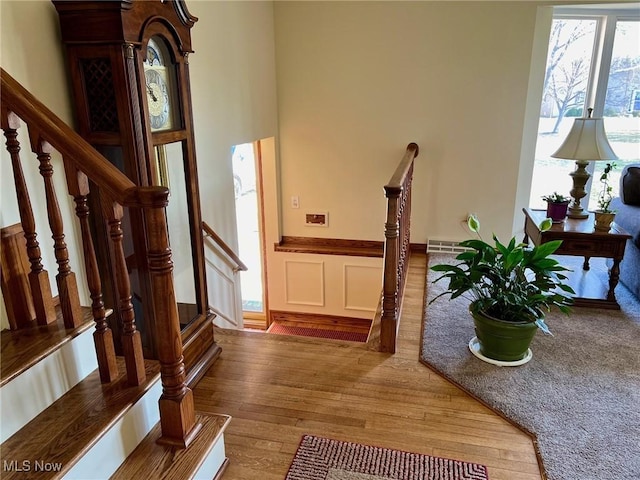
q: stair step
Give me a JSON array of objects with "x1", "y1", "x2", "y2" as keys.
[
  {"x1": 1, "y1": 307, "x2": 101, "y2": 442},
  {"x1": 0, "y1": 306, "x2": 96, "y2": 387},
  {"x1": 0, "y1": 358, "x2": 161, "y2": 479},
  {"x1": 112, "y1": 413, "x2": 232, "y2": 480}
]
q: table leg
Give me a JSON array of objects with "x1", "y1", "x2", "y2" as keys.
[{"x1": 608, "y1": 259, "x2": 622, "y2": 302}]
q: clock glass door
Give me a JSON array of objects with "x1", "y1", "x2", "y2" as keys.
[{"x1": 155, "y1": 142, "x2": 198, "y2": 326}]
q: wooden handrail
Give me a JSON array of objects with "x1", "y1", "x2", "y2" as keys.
[
  {"x1": 202, "y1": 221, "x2": 248, "y2": 272},
  {"x1": 385, "y1": 142, "x2": 419, "y2": 193},
  {"x1": 2, "y1": 67, "x2": 197, "y2": 448},
  {"x1": 380, "y1": 142, "x2": 419, "y2": 354},
  {"x1": 0, "y1": 68, "x2": 167, "y2": 209}
]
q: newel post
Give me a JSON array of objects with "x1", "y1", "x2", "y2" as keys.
[
  {"x1": 134, "y1": 187, "x2": 201, "y2": 448},
  {"x1": 381, "y1": 186, "x2": 401, "y2": 354}
]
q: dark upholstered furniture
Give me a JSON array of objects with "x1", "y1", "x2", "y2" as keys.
[{"x1": 610, "y1": 164, "x2": 640, "y2": 300}]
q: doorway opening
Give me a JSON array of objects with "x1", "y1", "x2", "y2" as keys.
[{"x1": 232, "y1": 142, "x2": 267, "y2": 328}]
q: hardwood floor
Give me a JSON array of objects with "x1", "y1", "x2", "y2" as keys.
[{"x1": 193, "y1": 254, "x2": 543, "y2": 480}]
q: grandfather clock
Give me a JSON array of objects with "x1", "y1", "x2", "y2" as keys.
[{"x1": 53, "y1": 0, "x2": 220, "y2": 384}]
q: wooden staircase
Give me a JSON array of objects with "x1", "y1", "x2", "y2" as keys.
[
  {"x1": 0, "y1": 68, "x2": 231, "y2": 478},
  {"x1": 0, "y1": 310, "x2": 230, "y2": 479}
]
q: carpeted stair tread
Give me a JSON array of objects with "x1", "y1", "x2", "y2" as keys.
[
  {"x1": 111, "y1": 413, "x2": 231, "y2": 480},
  {"x1": 0, "y1": 358, "x2": 160, "y2": 480}
]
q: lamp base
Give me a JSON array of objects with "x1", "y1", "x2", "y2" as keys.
[
  {"x1": 567, "y1": 208, "x2": 589, "y2": 220},
  {"x1": 568, "y1": 160, "x2": 591, "y2": 220}
]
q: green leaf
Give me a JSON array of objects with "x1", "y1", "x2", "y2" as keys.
[
  {"x1": 430, "y1": 264, "x2": 458, "y2": 272},
  {"x1": 539, "y1": 217, "x2": 553, "y2": 232},
  {"x1": 468, "y1": 214, "x2": 480, "y2": 233},
  {"x1": 532, "y1": 240, "x2": 563, "y2": 259}
]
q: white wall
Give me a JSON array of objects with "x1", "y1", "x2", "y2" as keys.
[
  {"x1": 187, "y1": 1, "x2": 280, "y2": 325},
  {"x1": 188, "y1": 0, "x2": 279, "y2": 253},
  {"x1": 274, "y1": 1, "x2": 544, "y2": 244},
  {"x1": 0, "y1": 0, "x2": 87, "y2": 330}
]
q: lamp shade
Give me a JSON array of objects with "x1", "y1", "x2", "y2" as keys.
[{"x1": 551, "y1": 116, "x2": 618, "y2": 161}]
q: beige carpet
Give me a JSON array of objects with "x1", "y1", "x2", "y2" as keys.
[{"x1": 421, "y1": 253, "x2": 640, "y2": 480}]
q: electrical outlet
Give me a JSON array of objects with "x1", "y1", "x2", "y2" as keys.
[{"x1": 291, "y1": 196, "x2": 299, "y2": 209}]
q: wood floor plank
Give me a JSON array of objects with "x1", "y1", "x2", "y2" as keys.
[{"x1": 193, "y1": 253, "x2": 543, "y2": 479}]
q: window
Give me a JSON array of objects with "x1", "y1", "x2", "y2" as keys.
[{"x1": 529, "y1": 8, "x2": 640, "y2": 210}]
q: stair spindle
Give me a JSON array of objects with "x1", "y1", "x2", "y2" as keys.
[
  {"x1": 29, "y1": 132, "x2": 83, "y2": 328},
  {"x1": 1, "y1": 109, "x2": 56, "y2": 325},
  {"x1": 103, "y1": 198, "x2": 146, "y2": 386},
  {"x1": 67, "y1": 166, "x2": 119, "y2": 383}
]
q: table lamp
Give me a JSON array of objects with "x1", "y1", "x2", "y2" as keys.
[{"x1": 550, "y1": 108, "x2": 618, "y2": 219}]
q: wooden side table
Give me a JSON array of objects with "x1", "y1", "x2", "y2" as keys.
[{"x1": 522, "y1": 208, "x2": 631, "y2": 310}]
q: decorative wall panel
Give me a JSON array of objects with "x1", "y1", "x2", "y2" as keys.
[
  {"x1": 285, "y1": 260, "x2": 325, "y2": 306},
  {"x1": 343, "y1": 264, "x2": 382, "y2": 312}
]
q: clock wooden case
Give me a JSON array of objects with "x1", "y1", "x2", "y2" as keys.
[{"x1": 53, "y1": 0, "x2": 220, "y2": 384}]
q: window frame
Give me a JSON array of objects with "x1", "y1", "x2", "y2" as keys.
[{"x1": 530, "y1": 5, "x2": 640, "y2": 208}]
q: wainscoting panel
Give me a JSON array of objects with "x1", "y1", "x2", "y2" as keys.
[
  {"x1": 284, "y1": 260, "x2": 325, "y2": 306},
  {"x1": 343, "y1": 264, "x2": 382, "y2": 312}
]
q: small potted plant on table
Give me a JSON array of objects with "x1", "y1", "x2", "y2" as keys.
[
  {"x1": 429, "y1": 215, "x2": 574, "y2": 366},
  {"x1": 542, "y1": 192, "x2": 571, "y2": 223},
  {"x1": 594, "y1": 162, "x2": 617, "y2": 232}
]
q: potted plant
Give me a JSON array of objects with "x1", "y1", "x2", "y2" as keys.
[
  {"x1": 429, "y1": 215, "x2": 574, "y2": 365},
  {"x1": 542, "y1": 192, "x2": 571, "y2": 223},
  {"x1": 594, "y1": 162, "x2": 617, "y2": 232}
]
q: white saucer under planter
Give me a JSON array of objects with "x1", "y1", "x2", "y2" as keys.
[{"x1": 468, "y1": 336, "x2": 533, "y2": 367}]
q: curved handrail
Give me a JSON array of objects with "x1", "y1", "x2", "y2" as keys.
[
  {"x1": 384, "y1": 142, "x2": 419, "y2": 195},
  {"x1": 202, "y1": 221, "x2": 248, "y2": 272},
  {"x1": 0, "y1": 68, "x2": 168, "y2": 208}
]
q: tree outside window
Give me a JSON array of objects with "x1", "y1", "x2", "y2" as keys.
[{"x1": 530, "y1": 12, "x2": 639, "y2": 210}]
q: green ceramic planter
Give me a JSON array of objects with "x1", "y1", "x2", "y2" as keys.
[{"x1": 469, "y1": 304, "x2": 538, "y2": 362}]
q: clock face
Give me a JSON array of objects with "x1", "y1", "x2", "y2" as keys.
[
  {"x1": 145, "y1": 68, "x2": 170, "y2": 130},
  {"x1": 144, "y1": 37, "x2": 176, "y2": 132}
]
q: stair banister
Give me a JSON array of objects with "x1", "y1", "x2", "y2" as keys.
[
  {"x1": 1, "y1": 70, "x2": 137, "y2": 205},
  {"x1": 1, "y1": 67, "x2": 199, "y2": 448},
  {"x1": 1, "y1": 108, "x2": 57, "y2": 326},
  {"x1": 380, "y1": 142, "x2": 418, "y2": 354},
  {"x1": 202, "y1": 221, "x2": 248, "y2": 272}
]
